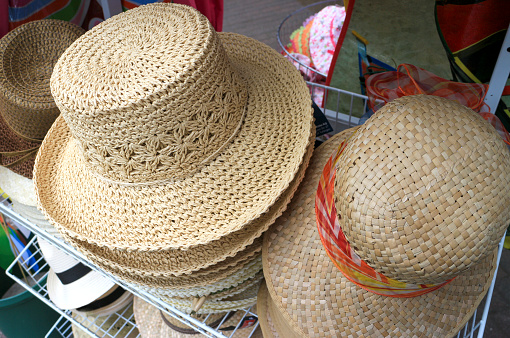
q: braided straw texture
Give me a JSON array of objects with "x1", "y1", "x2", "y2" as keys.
[
  {"x1": 0, "y1": 165, "x2": 37, "y2": 205},
  {"x1": 263, "y1": 128, "x2": 500, "y2": 337},
  {"x1": 131, "y1": 255, "x2": 263, "y2": 298},
  {"x1": 35, "y1": 3, "x2": 314, "y2": 252},
  {"x1": 257, "y1": 282, "x2": 300, "y2": 338},
  {"x1": 335, "y1": 95, "x2": 510, "y2": 284},
  {"x1": 0, "y1": 115, "x2": 37, "y2": 177},
  {"x1": 134, "y1": 297, "x2": 262, "y2": 338},
  {"x1": 35, "y1": 111, "x2": 314, "y2": 280},
  {"x1": 51, "y1": 4, "x2": 247, "y2": 183},
  {"x1": 0, "y1": 19, "x2": 84, "y2": 139},
  {"x1": 156, "y1": 281, "x2": 261, "y2": 315}
]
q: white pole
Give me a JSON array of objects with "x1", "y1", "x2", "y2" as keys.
[{"x1": 484, "y1": 23, "x2": 510, "y2": 114}]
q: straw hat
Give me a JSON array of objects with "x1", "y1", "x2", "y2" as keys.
[
  {"x1": 0, "y1": 19, "x2": 84, "y2": 178},
  {"x1": 71, "y1": 303, "x2": 139, "y2": 338},
  {"x1": 37, "y1": 237, "x2": 119, "y2": 311},
  {"x1": 0, "y1": 165, "x2": 61, "y2": 238},
  {"x1": 65, "y1": 236, "x2": 265, "y2": 289},
  {"x1": 133, "y1": 256, "x2": 263, "y2": 299},
  {"x1": 134, "y1": 296, "x2": 262, "y2": 337},
  {"x1": 261, "y1": 95, "x2": 510, "y2": 337},
  {"x1": 34, "y1": 3, "x2": 314, "y2": 275}
]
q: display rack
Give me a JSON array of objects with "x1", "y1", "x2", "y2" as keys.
[{"x1": 1, "y1": 83, "x2": 506, "y2": 338}]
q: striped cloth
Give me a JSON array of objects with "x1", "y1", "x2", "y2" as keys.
[{"x1": 365, "y1": 63, "x2": 510, "y2": 146}]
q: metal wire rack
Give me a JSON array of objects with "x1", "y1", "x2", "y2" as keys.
[
  {"x1": 0, "y1": 83, "x2": 506, "y2": 338},
  {"x1": 277, "y1": 0, "x2": 345, "y2": 79}
]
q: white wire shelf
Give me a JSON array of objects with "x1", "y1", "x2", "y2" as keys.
[
  {"x1": 0, "y1": 83, "x2": 505, "y2": 338},
  {"x1": 1, "y1": 201, "x2": 260, "y2": 338}
]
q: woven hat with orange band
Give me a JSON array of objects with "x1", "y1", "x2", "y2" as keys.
[
  {"x1": 260, "y1": 94, "x2": 510, "y2": 337},
  {"x1": 0, "y1": 19, "x2": 84, "y2": 178}
]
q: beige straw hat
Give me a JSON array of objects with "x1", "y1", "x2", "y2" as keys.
[
  {"x1": 58, "y1": 127, "x2": 313, "y2": 282},
  {"x1": 261, "y1": 95, "x2": 510, "y2": 337},
  {"x1": 34, "y1": 3, "x2": 314, "y2": 278},
  {"x1": 0, "y1": 165, "x2": 60, "y2": 237},
  {"x1": 134, "y1": 296, "x2": 262, "y2": 337},
  {"x1": 0, "y1": 19, "x2": 84, "y2": 178},
  {"x1": 131, "y1": 255, "x2": 263, "y2": 299}
]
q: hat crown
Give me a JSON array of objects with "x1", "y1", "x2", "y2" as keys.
[
  {"x1": 50, "y1": 4, "x2": 248, "y2": 184},
  {"x1": 334, "y1": 95, "x2": 510, "y2": 284}
]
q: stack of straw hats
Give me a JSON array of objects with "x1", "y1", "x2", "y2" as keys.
[
  {"x1": 258, "y1": 95, "x2": 510, "y2": 337},
  {"x1": 34, "y1": 1, "x2": 314, "y2": 324},
  {"x1": 0, "y1": 19, "x2": 85, "y2": 236}
]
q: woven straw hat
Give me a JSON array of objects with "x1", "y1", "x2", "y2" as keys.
[
  {"x1": 134, "y1": 296, "x2": 262, "y2": 337},
  {"x1": 0, "y1": 165, "x2": 60, "y2": 237},
  {"x1": 261, "y1": 95, "x2": 510, "y2": 337},
  {"x1": 34, "y1": 3, "x2": 314, "y2": 276},
  {"x1": 0, "y1": 19, "x2": 84, "y2": 178},
  {"x1": 57, "y1": 128, "x2": 313, "y2": 282}
]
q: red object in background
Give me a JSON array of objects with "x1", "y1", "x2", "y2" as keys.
[{"x1": 0, "y1": 0, "x2": 223, "y2": 39}]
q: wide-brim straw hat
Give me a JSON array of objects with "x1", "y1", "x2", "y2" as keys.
[
  {"x1": 72, "y1": 302, "x2": 139, "y2": 338},
  {"x1": 57, "y1": 127, "x2": 313, "y2": 283},
  {"x1": 134, "y1": 296, "x2": 262, "y2": 337},
  {"x1": 0, "y1": 19, "x2": 84, "y2": 178},
  {"x1": 260, "y1": 95, "x2": 510, "y2": 337},
  {"x1": 34, "y1": 4, "x2": 314, "y2": 277}
]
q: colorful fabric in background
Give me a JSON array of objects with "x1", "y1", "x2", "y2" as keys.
[
  {"x1": 122, "y1": 0, "x2": 223, "y2": 31},
  {"x1": 2, "y1": 0, "x2": 105, "y2": 35},
  {"x1": 365, "y1": 64, "x2": 510, "y2": 146},
  {"x1": 315, "y1": 134, "x2": 455, "y2": 297},
  {"x1": 0, "y1": 0, "x2": 223, "y2": 38}
]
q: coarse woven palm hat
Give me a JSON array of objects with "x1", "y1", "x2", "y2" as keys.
[
  {"x1": 33, "y1": 3, "x2": 314, "y2": 274},
  {"x1": 71, "y1": 303, "x2": 139, "y2": 338},
  {"x1": 134, "y1": 296, "x2": 262, "y2": 337},
  {"x1": 0, "y1": 165, "x2": 61, "y2": 238},
  {"x1": 37, "y1": 237, "x2": 120, "y2": 311},
  {"x1": 261, "y1": 95, "x2": 510, "y2": 337},
  {"x1": 0, "y1": 19, "x2": 84, "y2": 178}
]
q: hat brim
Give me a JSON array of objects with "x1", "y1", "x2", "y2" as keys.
[
  {"x1": 35, "y1": 107, "x2": 314, "y2": 281},
  {"x1": 262, "y1": 128, "x2": 499, "y2": 337},
  {"x1": 34, "y1": 32, "x2": 314, "y2": 252},
  {"x1": 0, "y1": 165, "x2": 37, "y2": 206},
  {"x1": 133, "y1": 296, "x2": 263, "y2": 338}
]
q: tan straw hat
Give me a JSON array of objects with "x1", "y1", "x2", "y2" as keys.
[
  {"x1": 134, "y1": 296, "x2": 262, "y2": 337},
  {"x1": 0, "y1": 19, "x2": 84, "y2": 178},
  {"x1": 261, "y1": 95, "x2": 510, "y2": 337},
  {"x1": 0, "y1": 165, "x2": 60, "y2": 238},
  {"x1": 34, "y1": 3, "x2": 314, "y2": 276}
]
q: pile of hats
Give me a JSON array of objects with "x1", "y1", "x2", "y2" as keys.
[
  {"x1": 0, "y1": 17, "x2": 140, "y2": 336},
  {"x1": 257, "y1": 95, "x2": 510, "y2": 337},
  {"x1": 0, "y1": 19, "x2": 85, "y2": 238},
  {"x1": 21, "y1": 2, "x2": 314, "y2": 335}
]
